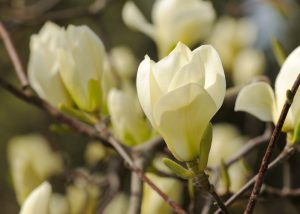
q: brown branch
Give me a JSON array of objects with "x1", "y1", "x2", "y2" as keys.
[
  {"x1": 245, "y1": 73, "x2": 300, "y2": 214},
  {"x1": 215, "y1": 145, "x2": 296, "y2": 214},
  {"x1": 262, "y1": 185, "x2": 300, "y2": 198},
  {"x1": 0, "y1": 21, "x2": 28, "y2": 89}
]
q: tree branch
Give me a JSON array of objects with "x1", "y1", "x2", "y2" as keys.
[
  {"x1": 245, "y1": 73, "x2": 300, "y2": 214},
  {"x1": 0, "y1": 21, "x2": 28, "y2": 88},
  {"x1": 215, "y1": 145, "x2": 296, "y2": 214}
]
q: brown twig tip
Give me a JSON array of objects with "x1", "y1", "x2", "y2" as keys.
[
  {"x1": 0, "y1": 21, "x2": 29, "y2": 89},
  {"x1": 244, "y1": 73, "x2": 300, "y2": 214}
]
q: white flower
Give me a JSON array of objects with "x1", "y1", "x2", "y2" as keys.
[
  {"x1": 122, "y1": 0, "x2": 215, "y2": 57},
  {"x1": 235, "y1": 46, "x2": 300, "y2": 133},
  {"x1": 28, "y1": 22, "x2": 72, "y2": 107},
  {"x1": 58, "y1": 25, "x2": 106, "y2": 112},
  {"x1": 28, "y1": 22, "x2": 106, "y2": 112},
  {"x1": 108, "y1": 89, "x2": 150, "y2": 146},
  {"x1": 20, "y1": 182, "x2": 52, "y2": 214},
  {"x1": 7, "y1": 134, "x2": 63, "y2": 204},
  {"x1": 232, "y1": 48, "x2": 266, "y2": 85},
  {"x1": 136, "y1": 42, "x2": 225, "y2": 161}
]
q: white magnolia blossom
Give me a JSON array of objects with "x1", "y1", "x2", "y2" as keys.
[
  {"x1": 20, "y1": 182, "x2": 52, "y2": 214},
  {"x1": 208, "y1": 124, "x2": 249, "y2": 194},
  {"x1": 122, "y1": 0, "x2": 215, "y2": 57},
  {"x1": 232, "y1": 48, "x2": 266, "y2": 85},
  {"x1": 136, "y1": 42, "x2": 225, "y2": 161},
  {"x1": 108, "y1": 89, "x2": 150, "y2": 146},
  {"x1": 28, "y1": 22, "x2": 106, "y2": 112},
  {"x1": 7, "y1": 134, "x2": 63, "y2": 204},
  {"x1": 235, "y1": 46, "x2": 300, "y2": 133}
]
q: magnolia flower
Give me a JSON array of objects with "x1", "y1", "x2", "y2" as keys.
[
  {"x1": 136, "y1": 42, "x2": 225, "y2": 161},
  {"x1": 108, "y1": 89, "x2": 150, "y2": 146},
  {"x1": 28, "y1": 22, "x2": 106, "y2": 112},
  {"x1": 208, "y1": 124, "x2": 249, "y2": 194},
  {"x1": 20, "y1": 182, "x2": 52, "y2": 214},
  {"x1": 28, "y1": 22, "x2": 72, "y2": 107},
  {"x1": 232, "y1": 48, "x2": 266, "y2": 85},
  {"x1": 122, "y1": 0, "x2": 215, "y2": 57},
  {"x1": 235, "y1": 46, "x2": 300, "y2": 135},
  {"x1": 7, "y1": 134, "x2": 63, "y2": 204},
  {"x1": 58, "y1": 25, "x2": 105, "y2": 112}
]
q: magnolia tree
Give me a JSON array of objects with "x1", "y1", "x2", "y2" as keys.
[{"x1": 0, "y1": 0, "x2": 300, "y2": 214}]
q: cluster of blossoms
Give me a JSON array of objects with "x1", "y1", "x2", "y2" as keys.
[{"x1": 5, "y1": 0, "x2": 300, "y2": 213}]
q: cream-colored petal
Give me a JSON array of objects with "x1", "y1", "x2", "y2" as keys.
[
  {"x1": 28, "y1": 22, "x2": 71, "y2": 107},
  {"x1": 275, "y1": 46, "x2": 300, "y2": 128},
  {"x1": 153, "y1": 42, "x2": 191, "y2": 93},
  {"x1": 235, "y1": 82, "x2": 276, "y2": 122},
  {"x1": 168, "y1": 48, "x2": 205, "y2": 91},
  {"x1": 192, "y1": 45, "x2": 226, "y2": 109},
  {"x1": 122, "y1": 1, "x2": 155, "y2": 39},
  {"x1": 20, "y1": 182, "x2": 52, "y2": 214},
  {"x1": 153, "y1": 83, "x2": 217, "y2": 161},
  {"x1": 136, "y1": 56, "x2": 156, "y2": 126}
]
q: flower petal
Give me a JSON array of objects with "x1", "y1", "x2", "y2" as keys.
[
  {"x1": 193, "y1": 45, "x2": 226, "y2": 109},
  {"x1": 20, "y1": 182, "x2": 52, "y2": 214},
  {"x1": 153, "y1": 83, "x2": 217, "y2": 161},
  {"x1": 235, "y1": 82, "x2": 276, "y2": 122},
  {"x1": 275, "y1": 46, "x2": 300, "y2": 128},
  {"x1": 122, "y1": 1, "x2": 155, "y2": 39},
  {"x1": 28, "y1": 22, "x2": 71, "y2": 107}
]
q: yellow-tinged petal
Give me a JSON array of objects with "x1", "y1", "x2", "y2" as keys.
[
  {"x1": 153, "y1": 83, "x2": 217, "y2": 161},
  {"x1": 275, "y1": 46, "x2": 300, "y2": 128},
  {"x1": 59, "y1": 25, "x2": 105, "y2": 112},
  {"x1": 28, "y1": 22, "x2": 71, "y2": 107},
  {"x1": 20, "y1": 182, "x2": 52, "y2": 214},
  {"x1": 136, "y1": 56, "x2": 156, "y2": 126},
  {"x1": 235, "y1": 82, "x2": 276, "y2": 122},
  {"x1": 122, "y1": 1, "x2": 155, "y2": 39},
  {"x1": 193, "y1": 45, "x2": 226, "y2": 110}
]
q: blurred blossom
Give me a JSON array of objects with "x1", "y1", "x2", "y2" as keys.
[
  {"x1": 103, "y1": 193, "x2": 129, "y2": 214},
  {"x1": 136, "y1": 42, "x2": 225, "y2": 161},
  {"x1": 66, "y1": 170, "x2": 101, "y2": 214},
  {"x1": 7, "y1": 134, "x2": 63, "y2": 204},
  {"x1": 208, "y1": 16, "x2": 257, "y2": 72},
  {"x1": 109, "y1": 46, "x2": 138, "y2": 80},
  {"x1": 84, "y1": 142, "x2": 107, "y2": 166},
  {"x1": 235, "y1": 46, "x2": 300, "y2": 137},
  {"x1": 108, "y1": 89, "x2": 150, "y2": 146},
  {"x1": 28, "y1": 22, "x2": 107, "y2": 113},
  {"x1": 208, "y1": 124, "x2": 249, "y2": 194},
  {"x1": 141, "y1": 159, "x2": 182, "y2": 214},
  {"x1": 19, "y1": 182, "x2": 52, "y2": 214},
  {"x1": 122, "y1": 0, "x2": 215, "y2": 57},
  {"x1": 232, "y1": 48, "x2": 266, "y2": 85}
]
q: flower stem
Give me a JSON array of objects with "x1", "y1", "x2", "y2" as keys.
[{"x1": 186, "y1": 160, "x2": 229, "y2": 214}]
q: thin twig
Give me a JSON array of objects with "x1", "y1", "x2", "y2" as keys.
[
  {"x1": 245, "y1": 73, "x2": 300, "y2": 214},
  {"x1": 262, "y1": 185, "x2": 300, "y2": 198},
  {"x1": 215, "y1": 145, "x2": 296, "y2": 214},
  {"x1": 0, "y1": 21, "x2": 28, "y2": 88}
]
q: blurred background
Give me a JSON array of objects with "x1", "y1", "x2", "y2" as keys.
[{"x1": 1, "y1": 0, "x2": 300, "y2": 213}]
